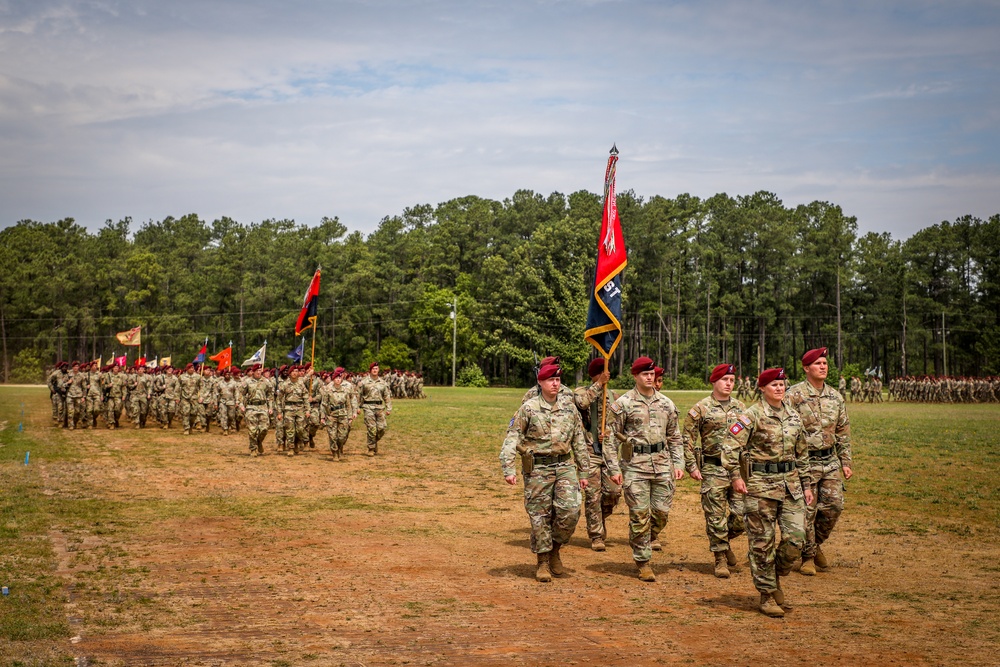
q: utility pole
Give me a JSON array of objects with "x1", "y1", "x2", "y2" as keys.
[
  {"x1": 942, "y1": 310, "x2": 947, "y2": 377},
  {"x1": 446, "y1": 301, "x2": 457, "y2": 386}
]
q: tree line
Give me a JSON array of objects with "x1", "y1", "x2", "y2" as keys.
[{"x1": 2, "y1": 189, "x2": 997, "y2": 386}]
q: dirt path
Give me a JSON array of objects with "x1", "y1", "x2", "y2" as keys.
[{"x1": 31, "y1": 405, "x2": 1000, "y2": 666}]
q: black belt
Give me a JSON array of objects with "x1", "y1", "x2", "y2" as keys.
[
  {"x1": 751, "y1": 461, "x2": 796, "y2": 473},
  {"x1": 249, "y1": 401, "x2": 265, "y2": 406},
  {"x1": 634, "y1": 442, "x2": 665, "y2": 455},
  {"x1": 703, "y1": 454, "x2": 722, "y2": 467},
  {"x1": 363, "y1": 401, "x2": 383, "y2": 406},
  {"x1": 810, "y1": 447, "x2": 836, "y2": 459},
  {"x1": 533, "y1": 452, "x2": 572, "y2": 466}
]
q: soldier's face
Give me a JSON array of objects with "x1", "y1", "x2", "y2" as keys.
[
  {"x1": 635, "y1": 370, "x2": 656, "y2": 393},
  {"x1": 538, "y1": 376, "x2": 561, "y2": 400},
  {"x1": 714, "y1": 375, "x2": 735, "y2": 398},
  {"x1": 805, "y1": 357, "x2": 828, "y2": 383},
  {"x1": 370, "y1": 366, "x2": 379, "y2": 378},
  {"x1": 334, "y1": 376, "x2": 343, "y2": 387},
  {"x1": 762, "y1": 380, "x2": 785, "y2": 405},
  {"x1": 654, "y1": 376, "x2": 663, "y2": 391}
]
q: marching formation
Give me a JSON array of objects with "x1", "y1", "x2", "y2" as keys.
[
  {"x1": 501, "y1": 347, "x2": 852, "y2": 618},
  {"x1": 888, "y1": 376, "x2": 1000, "y2": 403},
  {"x1": 46, "y1": 361, "x2": 423, "y2": 459}
]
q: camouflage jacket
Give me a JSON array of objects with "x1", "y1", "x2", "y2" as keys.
[
  {"x1": 357, "y1": 376, "x2": 392, "y2": 411},
  {"x1": 572, "y1": 382, "x2": 617, "y2": 454},
  {"x1": 105, "y1": 373, "x2": 128, "y2": 399},
  {"x1": 217, "y1": 378, "x2": 240, "y2": 405},
  {"x1": 240, "y1": 377, "x2": 273, "y2": 412},
  {"x1": 198, "y1": 375, "x2": 217, "y2": 403},
  {"x1": 786, "y1": 381, "x2": 852, "y2": 467},
  {"x1": 320, "y1": 383, "x2": 357, "y2": 419},
  {"x1": 179, "y1": 373, "x2": 202, "y2": 401},
  {"x1": 682, "y1": 395, "x2": 748, "y2": 473},
  {"x1": 85, "y1": 372, "x2": 103, "y2": 398},
  {"x1": 601, "y1": 388, "x2": 684, "y2": 477},
  {"x1": 66, "y1": 370, "x2": 87, "y2": 398},
  {"x1": 499, "y1": 393, "x2": 589, "y2": 478},
  {"x1": 163, "y1": 374, "x2": 180, "y2": 400},
  {"x1": 723, "y1": 399, "x2": 809, "y2": 501},
  {"x1": 279, "y1": 378, "x2": 310, "y2": 412},
  {"x1": 133, "y1": 374, "x2": 152, "y2": 399}
]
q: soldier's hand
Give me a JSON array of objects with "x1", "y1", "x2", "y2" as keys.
[
  {"x1": 804, "y1": 488, "x2": 814, "y2": 506},
  {"x1": 732, "y1": 478, "x2": 748, "y2": 495},
  {"x1": 842, "y1": 465, "x2": 853, "y2": 480},
  {"x1": 579, "y1": 478, "x2": 589, "y2": 490},
  {"x1": 610, "y1": 474, "x2": 623, "y2": 486},
  {"x1": 690, "y1": 468, "x2": 703, "y2": 481},
  {"x1": 277, "y1": 413, "x2": 283, "y2": 421},
  {"x1": 674, "y1": 468, "x2": 684, "y2": 481},
  {"x1": 504, "y1": 475, "x2": 517, "y2": 485},
  {"x1": 598, "y1": 371, "x2": 611, "y2": 386}
]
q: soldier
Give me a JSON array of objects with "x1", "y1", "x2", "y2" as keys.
[
  {"x1": 47, "y1": 362, "x2": 69, "y2": 426},
  {"x1": 727, "y1": 368, "x2": 814, "y2": 617},
  {"x1": 305, "y1": 364, "x2": 323, "y2": 448},
  {"x1": 161, "y1": 367, "x2": 180, "y2": 428},
  {"x1": 787, "y1": 348, "x2": 853, "y2": 577},
  {"x1": 124, "y1": 366, "x2": 137, "y2": 422},
  {"x1": 320, "y1": 367, "x2": 358, "y2": 460},
  {"x1": 130, "y1": 364, "x2": 152, "y2": 428},
  {"x1": 357, "y1": 362, "x2": 392, "y2": 456},
  {"x1": 274, "y1": 365, "x2": 290, "y2": 451},
  {"x1": 500, "y1": 362, "x2": 589, "y2": 582},
  {"x1": 196, "y1": 367, "x2": 216, "y2": 432},
  {"x1": 521, "y1": 356, "x2": 576, "y2": 403},
  {"x1": 601, "y1": 356, "x2": 685, "y2": 583},
  {"x1": 278, "y1": 366, "x2": 310, "y2": 455},
  {"x1": 573, "y1": 358, "x2": 621, "y2": 551},
  {"x1": 838, "y1": 374, "x2": 847, "y2": 399},
  {"x1": 84, "y1": 362, "x2": 104, "y2": 428},
  {"x1": 178, "y1": 364, "x2": 202, "y2": 435},
  {"x1": 239, "y1": 364, "x2": 273, "y2": 457},
  {"x1": 230, "y1": 367, "x2": 244, "y2": 432},
  {"x1": 683, "y1": 363, "x2": 747, "y2": 578},
  {"x1": 103, "y1": 364, "x2": 128, "y2": 428},
  {"x1": 65, "y1": 361, "x2": 87, "y2": 429},
  {"x1": 217, "y1": 370, "x2": 239, "y2": 435}
]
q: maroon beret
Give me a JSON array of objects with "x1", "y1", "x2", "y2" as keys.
[
  {"x1": 710, "y1": 363, "x2": 736, "y2": 383},
  {"x1": 333, "y1": 366, "x2": 345, "y2": 377},
  {"x1": 757, "y1": 367, "x2": 787, "y2": 387},
  {"x1": 185, "y1": 363, "x2": 194, "y2": 370},
  {"x1": 539, "y1": 356, "x2": 560, "y2": 367},
  {"x1": 654, "y1": 366, "x2": 664, "y2": 378},
  {"x1": 631, "y1": 356, "x2": 655, "y2": 375},
  {"x1": 369, "y1": 362, "x2": 379, "y2": 370},
  {"x1": 587, "y1": 358, "x2": 606, "y2": 378},
  {"x1": 537, "y1": 364, "x2": 562, "y2": 381},
  {"x1": 801, "y1": 347, "x2": 828, "y2": 366}
]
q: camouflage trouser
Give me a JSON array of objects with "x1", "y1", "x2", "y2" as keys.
[
  {"x1": 218, "y1": 403, "x2": 236, "y2": 432},
  {"x1": 105, "y1": 397, "x2": 123, "y2": 427},
  {"x1": 196, "y1": 402, "x2": 214, "y2": 430},
  {"x1": 180, "y1": 398, "x2": 198, "y2": 432},
  {"x1": 85, "y1": 396, "x2": 103, "y2": 428},
  {"x1": 584, "y1": 449, "x2": 621, "y2": 541},
  {"x1": 363, "y1": 406, "x2": 387, "y2": 451},
  {"x1": 307, "y1": 403, "x2": 321, "y2": 444},
  {"x1": 66, "y1": 397, "x2": 85, "y2": 428},
  {"x1": 131, "y1": 396, "x2": 148, "y2": 427},
  {"x1": 325, "y1": 415, "x2": 352, "y2": 454},
  {"x1": 158, "y1": 398, "x2": 177, "y2": 426},
  {"x1": 275, "y1": 416, "x2": 287, "y2": 449},
  {"x1": 623, "y1": 469, "x2": 675, "y2": 562},
  {"x1": 283, "y1": 406, "x2": 308, "y2": 452},
  {"x1": 803, "y1": 458, "x2": 845, "y2": 559},
  {"x1": 744, "y1": 493, "x2": 806, "y2": 595},
  {"x1": 51, "y1": 393, "x2": 64, "y2": 423},
  {"x1": 699, "y1": 463, "x2": 746, "y2": 552},
  {"x1": 245, "y1": 408, "x2": 269, "y2": 454},
  {"x1": 523, "y1": 463, "x2": 582, "y2": 554}
]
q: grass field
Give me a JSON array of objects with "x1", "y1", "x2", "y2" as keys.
[{"x1": 1, "y1": 385, "x2": 999, "y2": 666}]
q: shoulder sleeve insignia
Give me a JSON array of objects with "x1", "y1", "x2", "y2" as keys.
[
  {"x1": 687, "y1": 408, "x2": 699, "y2": 420},
  {"x1": 610, "y1": 402, "x2": 623, "y2": 414},
  {"x1": 738, "y1": 415, "x2": 751, "y2": 426},
  {"x1": 508, "y1": 416, "x2": 516, "y2": 429},
  {"x1": 729, "y1": 422, "x2": 745, "y2": 436}
]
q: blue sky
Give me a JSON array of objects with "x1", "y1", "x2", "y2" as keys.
[{"x1": 1, "y1": 0, "x2": 998, "y2": 238}]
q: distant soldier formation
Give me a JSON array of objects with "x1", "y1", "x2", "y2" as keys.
[
  {"x1": 888, "y1": 376, "x2": 999, "y2": 403},
  {"x1": 501, "y1": 347, "x2": 855, "y2": 618},
  {"x1": 45, "y1": 360, "x2": 425, "y2": 460}
]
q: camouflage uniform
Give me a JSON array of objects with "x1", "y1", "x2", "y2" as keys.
[
  {"x1": 217, "y1": 375, "x2": 240, "y2": 434},
  {"x1": 240, "y1": 375, "x2": 273, "y2": 455},
  {"x1": 131, "y1": 371, "x2": 152, "y2": 428},
  {"x1": 161, "y1": 372, "x2": 180, "y2": 428},
  {"x1": 196, "y1": 372, "x2": 216, "y2": 432},
  {"x1": 179, "y1": 371, "x2": 202, "y2": 434},
  {"x1": 84, "y1": 369, "x2": 103, "y2": 428},
  {"x1": 724, "y1": 400, "x2": 809, "y2": 597},
  {"x1": 278, "y1": 377, "x2": 310, "y2": 454},
  {"x1": 500, "y1": 393, "x2": 589, "y2": 554},
  {"x1": 787, "y1": 380, "x2": 852, "y2": 564},
  {"x1": 320, "y1": 380, "x2": 357, "y2": 459},
  {"x1": 683, "y1": 395, "x2": 748, "y2": 556},
  {"x1": 602, "y1": 389, "x2": 685, "y2": 564},
  {"x1": 573, "y1": 382, "x2": 621, "y2": 544},
  {"x1": 357, "y1": 374, "x2": 392, "y2": 454},
  {"x1": 65, "y1": 368, "x2": 87, "y2": 429},
  {"x1": 47, "y1": 367, "x2": 67, "y2": 425},
  {"x1": 306, "y1": 374, "x2": 323, "y2": 448},
  {"x1": 104, "y1": 370, "x2": 128, "y2": 428}
]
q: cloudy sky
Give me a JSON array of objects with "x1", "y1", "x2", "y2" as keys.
[{"x1": 2, "y1": 0, "x2": 998, "y2": 238}]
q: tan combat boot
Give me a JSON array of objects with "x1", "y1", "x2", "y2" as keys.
[
  {"x1": 814, "y1": 546, "x2": 830, "y2": 571},
  {"x1": 650, "y1": 539, "x2": 663, "y2": 551},
  {"x1": 536, "y1": 553, "x2": 552, "y2": 582},
  {"x1": 799, "y1": 558, "x2": 816, "y2": 576},
  {"x1": 549, "y1": 543, "x2": 566, "y2": 577},
  {"x1": 773, "y1": 578, "x2": 792, "y2": 610},
  {"x1": 636, "y1": 561, "x2": 656, "y2": 582},
  {"x1": 591, "y1": 538, "x2": 606, "y2": 552},
  {"x1": 725, "y1": 548, "x2": 737, "y2": 567},
  {"x1": 714, "y1": 552, "x2": 730, "y2": 579},
  {"x1": 759, "y1": 593, "x2": 785, "y2": 618}
]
